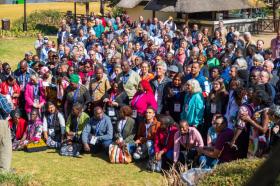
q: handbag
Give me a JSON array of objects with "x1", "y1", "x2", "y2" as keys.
[
  {"x1": 59, "y1": 143, "x2": 81, "y2": 157},
  {"x1": 109, "y1": 144, "x2": 132, "y2": 164},
  {"x1": 25, "y1": 139, "x2": 48, "y2": 152}
]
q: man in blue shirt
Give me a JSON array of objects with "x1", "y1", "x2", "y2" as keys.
[{"x1": 82, "y1": 107, "x2": 113, "y2": 153}]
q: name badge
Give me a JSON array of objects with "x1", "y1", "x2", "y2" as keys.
[
  {"x1": 211, "y1": 103, "x2": 217, "y2": 114},
  {"x1": 132, "y1": 110, "x2": 137, "y2": 118},
  {"x1": 48, "y1": 129, "x2": 55, "y2": 136},
  {"x1": 90, "y1": 136, "x2": 98, "y2": 145},
  {"x1": 34, "y1": 99, "x2": 39, "y2": 104},
  {"x1": 108, "y1": 107, "x2": 116, "y2": 116},
  {"x1": 174, "y1": 103, "x2": 181, "y2": 112}
]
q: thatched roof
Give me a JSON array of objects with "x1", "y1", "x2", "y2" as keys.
[
  {"x1": 145, "y1": 0, "x2": 266, "y2": 13},
  {"x1": 117, "y1": 0, "x2": 145, "y2": 8}
]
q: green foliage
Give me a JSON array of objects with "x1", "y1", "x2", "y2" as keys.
[
  {"x1": 11, "y1": 10, "x2": 64, "y2": 36},
  {"x1": 111, "y1": 7, "x2": 124, "y2": 18},
  {"x1": 198, "y1": 159, "x2": 264, "y2": 186},
  {"x1": 0, "y1": 172, "x2": 35, "y2": 186}
]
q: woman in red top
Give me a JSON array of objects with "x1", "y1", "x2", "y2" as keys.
[
  {"x1": 154, "y1": 115, "x2": 178, "y2": 163},
  {"x1": 0, "y1": 75, "x2": 21, "y2": 109}
]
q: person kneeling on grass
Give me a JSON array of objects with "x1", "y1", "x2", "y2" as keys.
[
  {"x1": 82, "y1": 106, "x2": 113, "y2": 153},
  {"x1": 133, "y1": 107, "x2": 160, "y2": 160},
  {"x1": 65, "y1": 103, "x2": 90, "y2": 144},
  {"x1": 43, "y1": 102, "x2": 66, "y2": 148},
  {"x1": 15, "y1": 109, "x2": 43, "y2": 150},
  {"x1": 197, "y1": 116, "x2": 237, "y2": 169}
]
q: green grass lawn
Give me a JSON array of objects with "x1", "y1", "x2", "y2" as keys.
[
  {"x1": 12, "y1": 150, "x2": 164, "y2": 186},
  {"x1": 0, "y1": 37, "x2": 36, "y2": 69}
]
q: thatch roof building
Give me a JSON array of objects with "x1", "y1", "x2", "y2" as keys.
[{"x1": 144, "y1": 0, "x2": 265, "y2": 13}]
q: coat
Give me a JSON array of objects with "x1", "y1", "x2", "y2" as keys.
[
  {"x1": 0, "y1": 81, "x2": 21, "y2": 107},
  {"x1": 154, "y1": 125, "x2": 178, "y2": 154},
  {"x1": 114, "y1": 117, "x2": 136, "y2": 144},
  {"x1": 180, "y1": 92, "x2": 204, "y2": 127},
  {"x1": 24, "y1": 81, "x2": 46, "y2": 113},
  {"x1": 131, "y1": 92, "x2": 158, "y2": 116},
  {"x1": 136, "y1": 118, "x2": 161, "y2": 144}
]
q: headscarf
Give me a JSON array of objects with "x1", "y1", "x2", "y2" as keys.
[{"x1": 69, "y1": 74, "x2": 80, "y2": 84}]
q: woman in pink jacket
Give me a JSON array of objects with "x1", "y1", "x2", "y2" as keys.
[
  {"x1": 24, "y1": 74, "x2": 46, "y2": 118},
  {"x1": 173, "y1": 120, "x2": 204, "y2": 164},
  {"x1": 131, "y1": 80, "x2": 158, "y2": 119}
]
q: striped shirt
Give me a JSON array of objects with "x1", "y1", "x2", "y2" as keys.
[{"x1": 0, "y1": 94, "x2": 12, "y2": 120}]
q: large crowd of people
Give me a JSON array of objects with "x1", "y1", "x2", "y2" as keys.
[{"x1": 1, "y1": 12, "x2": 280, "y2": 172}]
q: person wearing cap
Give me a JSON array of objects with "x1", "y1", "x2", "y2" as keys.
[
  {"x1": 167, "y1": 65, "x2": 179, "y2": 79},
  {"x1": 9, "y1": 110, "x2": 27, "y2": 147},
  {"x1": 0, "y1": 75, "x2": 20, "y2": 109},
  {"x1": 63, "y1": 74, "x2": 91, "y2": 118},
  {"x1": 24, "y1": 74, "x2": 46, "y2": 119}
]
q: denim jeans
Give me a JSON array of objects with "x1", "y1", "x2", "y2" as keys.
[{"x1": 198, "y1": 155, "x2": 219, "y2": 169}]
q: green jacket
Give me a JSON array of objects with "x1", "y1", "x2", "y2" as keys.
[
  {"x1": 180, "y1": 92, "x2": 204, "y2": 127},
  {"x1": 114, "y1": 117, "x2": 136, "y2": 144},
  {"x1": 66, "y1": 112, "x2": 90, "y2": 135}
]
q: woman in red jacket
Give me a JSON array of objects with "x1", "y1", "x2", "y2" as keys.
[
  {"x1": 0, "y1": 75, "x2": 21, "y2": 109},
  {"x1": 154, "y1": 115, "x2": 178, "y2": 163}
]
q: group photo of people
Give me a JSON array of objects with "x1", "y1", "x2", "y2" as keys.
[{"x1": 1, "y1": 11, "x2": 280, "y2": 174}]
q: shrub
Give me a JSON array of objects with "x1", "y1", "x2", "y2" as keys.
[
  {"x1": 11, "y1": 10, "x2": 64, "y2": 35},
  {"x1": 198, "y1": 158, "x2": 264, "y2": 186}
]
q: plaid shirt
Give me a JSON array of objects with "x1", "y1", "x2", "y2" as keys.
[{"x1": 0, "y1": 94, "x2": 12, "y2": 120}]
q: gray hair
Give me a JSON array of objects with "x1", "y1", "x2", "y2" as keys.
[
  {"x1": 253, "y1": 54, "x2": 264, "y2": 64},
  {"x1": 156, "y1": 61, "x2": 167, "y2": 72},
  {"x1": 264, "y1": 60, "x2": 274, "y2": 69},
  {"x1": 234, "y1": 58, "x2": 248, "y2": 70},
  {"x1": 186, "y1": 79, "x2": 202, "y2": 93}
]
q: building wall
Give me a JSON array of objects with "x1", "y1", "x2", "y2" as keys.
[{"x1": 125, "y1": 5, "x2": 177, "y2": 22}]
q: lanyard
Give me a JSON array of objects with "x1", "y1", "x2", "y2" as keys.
[
  {"x1": 145, "y1": 123, "x2": 152, "y2": 138},
  {"x1": 95, "y1": 120, "x2": 102, "y2": 136},
  {"x1": 33, "y1": 84, "x2": 39, "y2": 97},
  {"x1": 73, "y1": 86, "x2": 80, "y2": 103},
  {"x1": 8, "y1": 86, "x2": 13, "y2": 96},
  {"x1": 133, "y1": 94, "x2": 144, "y2": 107},
  {"x1": 47, "y1": 114, "x2": 54, "y2": 128},
  {"x1": 110, "y1": 92, "x2": 116, "y2": 101},
  {"x1": 165, "y1": 129, "x2": 171, "y2": 146},
  {"x1": 92, "y1": 81, "x2": 102, "y2": 93},
  {"x1": 20, "y1": 73, "x2": 28, "y2": 85}
]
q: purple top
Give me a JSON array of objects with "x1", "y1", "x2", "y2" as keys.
[{"x1": 215, "y1": 128, "x2": 236, "y2": 163}]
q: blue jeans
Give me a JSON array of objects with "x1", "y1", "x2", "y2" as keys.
[
  {"x1": 199, "y1": 155, "x2": 219, "y2": 169},
  {"x1": 91, "y1": 139, "x2": 113, "y2": 154}
]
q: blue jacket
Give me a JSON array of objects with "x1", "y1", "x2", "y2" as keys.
[
  {"x1": 82, "y1": 115, "x2": 113, "y2": 144},
  {"x1": 180, "y1": 92, "x2": 204, "y2": 127}
]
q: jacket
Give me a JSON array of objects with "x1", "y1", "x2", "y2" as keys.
[
  {"x1": 24, "y1": 81, "x2": 46, "y2": 113},
  {"x1": 0, "y1": 81, "x2": 21, "y2": 107},
  {"x1": 173, "y1": 127, "x2": 204, "y2": 162},
  {"x1": 66, "y1": 112, "x2": 90, "y2": 135},
  {"x1": 117, "y1": 70, "x2": 141, "y2": 100},
  {"x1": 81, "y1": 114, "x2": 113, "y2": 144},
  {"x1": 180, "y1": 92, "x2": 204, "y2": 127},
  {"x1": 136, "y1": 118, "x2": 161, "y2": 144},
  {"x1": 131, "y1": 92, "x2": 158, "y2": 116},
  {"x1": 114, "y1": 117, "x2": 136, "y2": 144},
  {"x1": 150, "y1": 76, "x2": 172, "y2": 114},
  {"x1": 9, "y1": 118, "x2": 27, "y2": 141},
  {"x1": 154, "y1": 125, "x2": 178, "y2": 154}
]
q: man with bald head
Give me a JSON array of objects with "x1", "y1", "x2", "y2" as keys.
[
  {"x1": 263, "y1": 60, "x2": 279, "y2": 87},
  {"x1": 40, "y1": 40, "x2": 54, "y2": 63}
]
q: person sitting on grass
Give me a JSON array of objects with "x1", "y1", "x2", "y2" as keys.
[
  {"x1": 15, "y1": 109, "x2": 43, "y2": 150},
  {"x1": 197, "y1": 116, "x2": 236, "y2": 169},
  {"x1": 82, "y1": 106, "x2": 113, "y2": 154},
  {"x1": 43, "y1": 102, "x2": 66, "y2": 148},
  {"x1": 65, "y1": 103, "x2": 90, "y2": 144},
  {"x1": 9, "y1": 109, "x2": 27, "y2": 149}
]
